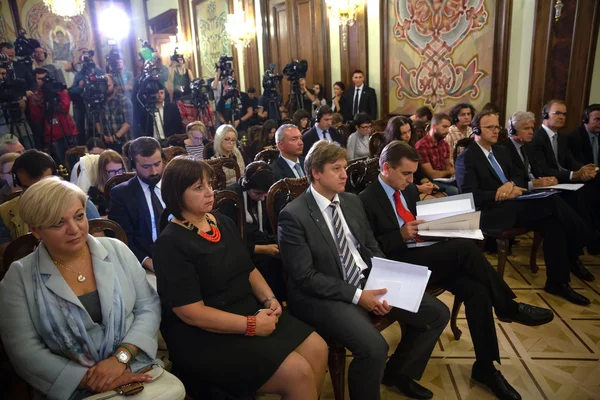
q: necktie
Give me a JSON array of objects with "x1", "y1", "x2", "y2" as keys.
[
  {"x1": 520, "y1": 146, "x2": 535, "y2": 180},
  {"x1": 353, "y1": 88, "x2": 359, "y2": 116},
  {"x1": 393, "y1": 191, "x2": 415, "y2": 224},
  {"x1": 551, "y1": 134, "x2": 559, "y2": 163},
  {"x1": 322, "y1": 129, "x2": 330, "y2": 141},
  {"x1": 149, "y1": 184, "x2": 164, "y2": 237},
  {"x1": 293, "y1": 163, "x2": 305, "y2": 178},
  {"x1": 488, "y1": 153, "x2": 508, "y2": 184},
  {"x1": 329, "y1": 201, "x2": 361, "y2": 287},
  {"x1": 591, "y1": 135, "x2": 599, "y2": 167}
]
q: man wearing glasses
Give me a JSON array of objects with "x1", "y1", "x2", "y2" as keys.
[{"x1": 455, "y1": 110, "x2": 599, "y2": 306}]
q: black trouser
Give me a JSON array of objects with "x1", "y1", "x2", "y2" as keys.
[{"x1": 401, "y1": 239, "x2": 516, "y2": 368}]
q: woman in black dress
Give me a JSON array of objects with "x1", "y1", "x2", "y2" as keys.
[{"x1": 153, "y1": 157, "x2": 327, "y2": 399}]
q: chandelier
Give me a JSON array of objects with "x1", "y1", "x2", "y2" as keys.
[
  {"x1": 326, "y1": 0, "x2": 362, "y2": 50},
  {"x1": 225, "y1": 1, "x2": 255, "y2": 50},
  {"x1": 43, "y1": 0, "x2": 86, "y2": 19}
]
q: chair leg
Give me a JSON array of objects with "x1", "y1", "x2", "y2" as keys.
[
  {"x1": 450, "y1": 298, "x2": 462, "y2": 340},
  {"x1": 328, "y1": 342, "x2": 346, "y2": 400},
  {"x1": 496, "y1": 238, "x2": 509, "y2": 278},
  {"x1": 530, "y1": 232, "x2": 542, "y2": 273}
]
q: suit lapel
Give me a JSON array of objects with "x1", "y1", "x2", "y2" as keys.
[
  {"x1": 372, "y1": 179, "x2": 400, "y2": 229},
  {"x1": 38, "y1": 243, "x2": 83, "y2": 308},
  {"x1": 541, "y1": 131, "x2": 559, "y2": 168},
  {"x1": 87, "y1": 236, "x2": 115, "y2": 322},
  {"x1": 277, "y1": 156, "x2": 295, "y2": 179},
  {"x1": 305, "y1": 190, "x2": 345, "y2": 277},
  {"x1": 472, "y1": 143, "x2": 504, "y2": 184},
  {"x1": 580, "y1": 128, "x2": 594, "y2": 163},
  {"x1": 131, "y1": 178, "x2": 152, "y2": 234}
]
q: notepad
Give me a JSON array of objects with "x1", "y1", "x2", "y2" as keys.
[
  {"x1": 364, "y1": 257, "x2": 431, "y2": 313},
  {"x1": 536, "y1": 183, "x2": 584, "y2": 191},
  {"x1": 415, "y1": 193, "x2": 483, "y2": 240}
]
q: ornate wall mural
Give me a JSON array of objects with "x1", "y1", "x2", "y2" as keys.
[
  {"x1": 193, "y1": 0, "x2": 232, "y2": 79},
  {"x1": 387, "y1": 0, "x2": 495, "y2": 115}
]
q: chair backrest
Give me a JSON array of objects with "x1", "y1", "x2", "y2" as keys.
[
  {"x1": 345, "y1": 158, "x2": 368, "y2": 194},
  {"x1": 213, "y1": 190, "x2": 246, "y2": 240},
  {"x1": 337, "y1": 124, "x2": 353, "y2": 145},
  {"x1": 369, "y1": 132, "x2": 385, "y2": 157},
  {"x1": 254, "y1": 148, "x2": 280, "y2": 164},
  {"x1": 266, "y1": 177, "x2": 309, "y2": 235},
  {"x1": 203, "y1": 141, "x2": 215, "y2": 160},
  {"x1": 372, "y1": 119, "x2": 386, "y2": 133},
  {"x1": 1, "y1": 233, "x2": 38, "y2": 281},
  {"x1": 412, "y1": 121, "x2": 429, "y2": 145},
  {"x1": 64, "y1": 146, "x2": 87, "y2": 173},
  {"x1": 166, "y1": 134, "x2": 188, "y2": 147},
  {"x1": 88, "y1": 218, "x2": 128, "y2": 244},
  {"x1": 453, "y1": 137, "x2": 474, "y2": 166},
  {"x1": 5, "y1": 191, "x2": 23, "y2": 202},
  {"x1": 163, "y1": 146, "x2": 187, "y2": 163},
  {"x1": 247, "y1": 125, "x2": 263, "y2": 143},
  {"x1": 103, "y1": 172, "x2": 136, "y2": 206},
  {"x1": 364, "y1": 157, "x2": 380, "y2": 185},
  {"x1": 205, "y1": 157, "x2": 241, "y2": 190}
]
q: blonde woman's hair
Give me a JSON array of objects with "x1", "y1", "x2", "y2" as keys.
[
  {"x1": 186, "y1": 121, "x2": 207, "y2": 136},
  {"x1": 96, "y1": 150, "x2": 126, "y2": 192},
  {"x1": 213, "y1": 124, "x2": 245, "y2": 170},
  {"x1": 19, "y1": 177, "x2": 88, "y2": 229},
  {"x1": 0, "y1": 152, "x2": 20, "y2": 171}
]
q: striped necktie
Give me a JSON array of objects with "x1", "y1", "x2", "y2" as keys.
[{"x1": 329, "y1": 201, "x2": 361, "y2": 286}]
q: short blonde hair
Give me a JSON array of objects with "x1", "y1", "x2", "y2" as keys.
[
  {"x1": 0, "y1": 152, "x2": 19, "y2": 171},
  {"x1": 186, "y1": 121, "x2": 207, "y2": 135},
  {"x1": 304, "y1": 140, "x2": 347, "y2": 184},
  {"x1": 19, "y1": 177, "x2": 88, "y2": 228}
]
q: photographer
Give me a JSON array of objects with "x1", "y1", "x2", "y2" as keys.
[
  {"x1": 96, "y1": 74, "x2": 133, "y2": 153},
  {"x1": 0, "y1": 42, "x2": 34, "y2": 92},
  {"x1": 28, "y1": 68, "x2": 78, "y2": 164},
  {"x1": 138, "y1": 86, "x2": 183, "y2": 140},
  {"x1": 211, "y1": 56, "x2": 235, "y2": 107},
  {"x1": 246, "y1": 87, "x2": 260, "y2": 127},
  {"x1": 32, "y1": 47, "x2": 64, "y2": 85},
  {"x1": 216, "y1": 78, "x2": 253, "y2": 137},
  {"x1": 108, "y1": 56, "x2": 134, "y2": 93},
  {"x1": 166, "y1": 51, "x2": 193, "y2": 103}
]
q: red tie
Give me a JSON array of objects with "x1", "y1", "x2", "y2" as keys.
[{"x1": 393, "y1": 191, "x2": 415, "y2": 223}]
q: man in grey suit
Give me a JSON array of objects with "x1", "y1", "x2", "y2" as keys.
[{"x1": 278, "y1": 140, "x2": 449, "y2": 400}]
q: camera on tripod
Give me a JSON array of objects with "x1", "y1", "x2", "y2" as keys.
[
  {"x1": 14, "y1": 29, "x2": 39, "y2": 68},
  {"x1": 137, "y1": 59, "x2": 162, "y2": 106},
  {"x1": 283, "y1": 59, "x2": 308, "y2": 83},
  {"x1": 190, "y1": 78, "x2": 211, "y2": 108},
  {"x1": 0, "y1": 75, "x2": 27, "y2": 104},
  {"x1": 105, "y1": 40, "x2": 123, "y2": 74},
  {"x1": 40, "y1": 73, "x2": 66, "y2": 102},
  {"x1": 216, "y1": 55, "x2": 234, "y2": 79},
  {"x1": 222, "y1": 75, "x2": 239, "y2": 100},
  {"x1": 262, "y1": 64, "x2": 283, "y2": 97}
]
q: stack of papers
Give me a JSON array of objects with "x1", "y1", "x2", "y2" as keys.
[
  {"x1": 536, "y1": 183, "x2": 584, "y2": 191},
  {"x1": 365, "y1": 257, "x2": 431, "y2": 313},
  {"x1": 415, "y1": 193, "x2": 484, "y2": 240},
  {"x1": 433, "y1": 177, "x2": 456, "y2": 184}
]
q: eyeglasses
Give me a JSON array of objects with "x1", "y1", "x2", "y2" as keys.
[
  {"x1": 107, "y1": 168, "x2": 124, "y2": 176},
  {"x1": 360, "y1": 125, "x2": 372, "y2": 130},
  {"x1": 482, "y1": 125, "x2": 502, "y2": 132},
  {"x1": 551, "y1": 111, "x2": 567, "y2": 116},
  {"x1": 222, "y1": 138, "x2": 237, "y2": 143}
]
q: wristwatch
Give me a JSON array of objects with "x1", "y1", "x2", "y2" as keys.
[{"x1": 114, "y1": 349, "x2": 132, "y2": 365}]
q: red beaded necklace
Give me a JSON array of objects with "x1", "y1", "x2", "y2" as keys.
[{"x1": 181, "y1": 215, "x2": 221, "y2": 243}]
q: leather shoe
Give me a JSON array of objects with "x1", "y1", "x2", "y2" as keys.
[
  {"x1": 382, "y1": 372, "x2": 433, "y2": 399},
  {"x1": 496, "y1": 303, "x2": 554, "y2": 326},
  {"x1": 545, "y1": 282, "x2": 591, "y2": 305},
  {"x1": 472, "y1": 368, "x2": 521, "y2": 400},
  {"x1": 571, "y1": 260, "x2": 595, "y2": 282}
]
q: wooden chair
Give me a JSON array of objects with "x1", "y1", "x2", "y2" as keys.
[
  {"x1": 213, "y1": 190, "x2": 246, "y2": 240},
  {"x1": 205, "y1": 158, "x2": 241, "y2": 190},
  {"x1": 368, "y1": 132, "x2": 385, "y2": 157},
  {"x1": 166, "y1": 134, "x2": 188, "y2": 147},
  {"x1": 247, "y1": 125, "x2": 263, "y2": 143},
  {"x1": 337, "y1": 124, "x2": 353, "y2": 146},
  {"x1": 88, "y1": 219, "x2": 128, "y2": 244},
  {"x1": 5, "y1": 191, "x2": 23, "y2": 202},
  {"x1": 345, "y1": 159, "x2": 368, "y2": 195},
  {"x1": 203, "y1": 141, "x2": 215, "y2": 160},
  {"x1": 480, "y1": 228, "x2": 542, "y2": 276},
  {"x1": 372, "y1": 119, "x2": 386, "y2": 133},
  {"x1": 1, "y1": 233, "x2": 38, "y2": 281},
  {"x1": 103, "y1": 172, "x2": 136, "y2": 207},
  {"x1": 412, "y1": 121, "x2": 429, "y2": 145},
  {"x1": 254, "y1": 148, "x2": 280, "y2": 164},
  {"x1": 64, "y1": 146, "x2": 87, "y2": 173},
  {"x1": 163, "y1": 146, "x2": 187, "y2": 163}
]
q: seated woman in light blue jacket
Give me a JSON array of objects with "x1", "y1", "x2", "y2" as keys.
[{"x1": 0, "y1": 177, "x2": 185, "y2": 400}]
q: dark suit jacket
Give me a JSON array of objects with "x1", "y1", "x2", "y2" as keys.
[
  {"x1": 568, "y1": 125, "x2": 597, "y2": 166},
  {"x1": 455, "y1": 142, "x2": 527, "y2": 230},
  {"x1": 529, "y1": 126, "x2": 583, "y2": 182},
  {"x1": 342, "y1": 86, "x2": 378, "y2": 121},
  {"x1": 278, "y1": 189, "x2": 384, "y2": 304},
  {"x1": 270, "y1": 155, "x2": 305, "y2": 180},
  {"x1": 358, "y1": 179, "x2": 420, "y2": 260},
  {"x1": 108, "y1": 177, "x2": 154, "y2": 262},
  {"x1": 138, "y1": 102, "x2": 183, "y2": 138},
  {"x1": 302, "y1": 127, "x2": 345, "y2": 157},
  {"x1": 500, "y1": 139, "x2": 532, "y2": 186}
]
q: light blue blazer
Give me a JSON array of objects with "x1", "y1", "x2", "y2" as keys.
[{"x1": 0, "y1": 235, "x2": 161, "y2": 400}]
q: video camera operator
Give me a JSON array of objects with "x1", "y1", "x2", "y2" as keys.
[
  {"x1": 138, "y1": 86, "x2": 182, "y2": 140},
  {"x1": 68, "y1": 50, "x2": 105, "y2": 144},
  {"x1": 166, "y1": 48, "x2": 193, "y2": 103},
  {"x1": 0, "y1": 56, "x2": 34, "y2": 146},
  {"x1": 28, "y1": 68, "x2": 78, "y2": 164},
  {"x1": 105, "y1": 44, "x2": 134, "y2": 93},
  {"x1": 216, "y1": 77, "x2": 253, "y2": 137},
  {"x1": 32, "y1": 47, "x2": 64, "y2": 85},
  {"x1": 177, "y1": 78, "x2": 215, "y2": 133},
  {"x1": 257, "y1": 65, "x2": 285, "y2": 124},
  {"x1": 246, "y1": 87, "x2": 260, "y2": 128},
  {"x1": 211, "y1": 55, "x2": 235, "y2": 108},
  {"x1": 0, "y1": 41, "x2": 34, "y2": 92},
  {"x1": 96, "y1": 74, "x2": 132, "y2": 153}
]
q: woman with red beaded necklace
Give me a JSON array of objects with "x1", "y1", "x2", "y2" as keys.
[{"x1": 153, "y1": 156, "x2": 327, "y2": 399}]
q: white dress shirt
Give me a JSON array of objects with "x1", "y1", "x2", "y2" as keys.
[
  {"x1": 509, "y1": 138, "x2": 536, "y2": 190},
  {"x1": 282, "y1": 155, "x2": 304, "y2": 178},
  {"x1": 310, "y1": 186, "x2": 367, "y2": 304},
  {"x1": 541, "y1": 124, "x2": 573, "y2": 179},
  {"x1": 153, "y1": 105, "x2": 165, "y2": 140},
  {"x1": 314, "y1": 124, "x2": 332, "y2": 142},
  {"x1": 353, "y1": 84, "x2": 364, "y2": 111},
  {"x1": 476, "y1": 142, "x2": 506, "y2": 175}
]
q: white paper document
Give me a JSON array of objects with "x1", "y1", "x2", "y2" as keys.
[
  {"x1": 364, "y1": 257, "x2": 431, "y2": 313},
  {"x1": 537, "y1": 183, "x2": 584, "y2": 191},
  {"x1": 433, "y1": 177, "x2": 456, "y2": 184},
  {"x1": 415, "y1": 193, "x2": 483, "y2": 239},
  {"x1": 418, "y1": 229, "x2": 484, "y2": 240},
  {"x1": 416, "y1": 193, "x2": 475, "y2": 222}
]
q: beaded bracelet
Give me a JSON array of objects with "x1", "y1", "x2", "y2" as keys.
[{"x1": 245, "y1": 316, "x2": 257, "y2": 336}]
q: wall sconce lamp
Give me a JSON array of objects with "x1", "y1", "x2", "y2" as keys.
[{"x1": 326, "y1": 0, "x2": 362, "y2": 51}]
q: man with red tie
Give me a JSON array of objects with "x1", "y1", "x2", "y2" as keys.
[{"x1": 359, "y1": 140, "x2": 554, "y2": 400}]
